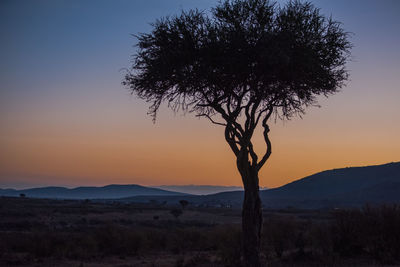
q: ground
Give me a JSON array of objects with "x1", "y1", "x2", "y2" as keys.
[{"x1": 1, "y1": 197, "x2": 399, "y2": 266}]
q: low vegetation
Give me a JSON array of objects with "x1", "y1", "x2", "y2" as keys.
[{"x1": 0, "y1": 197, "x2": 399, "y2": 266}]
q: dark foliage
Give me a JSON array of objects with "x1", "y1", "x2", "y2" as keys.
[
  {"x1": 170, "y1": 208, "x2": 183, "y2": 219},
  {"x1": 179, "y1": 200, "x2": 189, "y2": 209},
  {"x1": 332, "y1": 205, "x2": 400, "y2": 263},
  {"x1": 123, "y1": 0, "x2": 351, "y2": 167},
  {"x1": 124, "y1": 0, "x2": 351, "y2": 119}
]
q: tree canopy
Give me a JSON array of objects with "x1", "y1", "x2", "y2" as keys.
[{"x1": 124, "y1": 0, "x2": 351, "y2": 168}]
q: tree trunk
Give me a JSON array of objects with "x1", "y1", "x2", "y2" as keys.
[{"x1": 239, "y1": 162, "x2": 263, "y2": 267}]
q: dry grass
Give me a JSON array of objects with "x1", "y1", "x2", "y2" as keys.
[{"x1": 1, "y1": 197, "x2": 399, "y2": 266}]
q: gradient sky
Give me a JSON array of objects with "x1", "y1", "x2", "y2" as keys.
[{"x1": 1, "y1": 0, "x2": 399, "y2": 189}]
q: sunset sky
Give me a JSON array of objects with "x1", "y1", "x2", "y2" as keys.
[{"x1": 1, "y1": 0, "x2": 399, "y2": 189}]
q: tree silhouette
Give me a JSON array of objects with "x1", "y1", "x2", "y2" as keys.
[
  {"x1": 123, "y1": 0, "x2": 351, "y2": 265},
  {"x1": 170, "y1": 208, "x2": 183, "y2": 219},
  {"x1": 179, "y1": 199, "x2": 189, "y2": 209}
]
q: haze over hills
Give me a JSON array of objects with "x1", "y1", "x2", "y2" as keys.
[
  {"x1": 0, "y1": 184, "x2": 246, "y2": 199},
  {"x1": 155, "y1": 185, "x2": 245, "y2": 195},
  {"x1": 120, "y1": 162, "x2": 400, "y2": 209},
  {"x1": 1, "y1": 162, "x2": 399, "y2": 208},
  {"x1": 0, "y1": 184, "x2": 186, "y2": 199}
]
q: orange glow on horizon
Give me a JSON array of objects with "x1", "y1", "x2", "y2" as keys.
[{"x1": 1, "y1": 102, "x2": 399, "y2": 189}]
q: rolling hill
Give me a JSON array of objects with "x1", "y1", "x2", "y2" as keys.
[
  {"x1": 120, "y1": 162, "x2": 400, "y2": 209},
  {"x1": 260, "y1": 161, "x2": 400, "y2": 208},
  {"x1": 0, "y1": 184, "x2": 186, "y2": 199},
  {"x1": 2, "y1": 162, "x2": 399, "y2": 208},
  {"x1": 155, "y1": 185, "x2": 244, "y2": 195}
]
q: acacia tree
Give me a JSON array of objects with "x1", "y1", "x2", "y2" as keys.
[{"x1": 123, "y1": 0, "x2": 351, "y2": 266}]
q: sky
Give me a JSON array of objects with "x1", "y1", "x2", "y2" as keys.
[{"x1": 0, "y1": 0, "x2": 399, "y2": 189}]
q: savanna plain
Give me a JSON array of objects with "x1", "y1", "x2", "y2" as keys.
[{"x1": 1, "y1": 197, "x2": 400, "y2": 267}]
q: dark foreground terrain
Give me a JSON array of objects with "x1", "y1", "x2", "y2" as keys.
[{"x1": 1, "y1": 197, "x2": 400, "y2": 266}]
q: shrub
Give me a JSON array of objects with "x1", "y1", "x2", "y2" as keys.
[
  {"x1": 214, "y1": 225, "x2": 242, "y2": 266},
  {"x1": 170, "y1": 209, "x2": 183, "y2": 219}
]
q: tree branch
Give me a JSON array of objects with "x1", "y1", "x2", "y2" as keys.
[
  {"x1": 225, "y1": 124, "x2": 240, "y2": 156},
  {"x1": 249, "y1": 97, "x2": 261, "y2": 129},
  {"x1": 257, "y1": 118, "x2": 272, "y2": 170},
  {"x1": 213, "y1": 103, "x2": 245, "y2": 137},
  {"x1": 196, "y1": 114, "x2": 227, "y2": 126},
  {"x1": 255, "y1": 106, "x2": 273, "y2": 128},
  {"x1": 248, "y1": 141, "x2": 258, "y2": 167}
]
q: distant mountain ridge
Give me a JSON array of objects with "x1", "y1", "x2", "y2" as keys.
[
  {"x1": 119, "y1": 162, "x2": 400, "y2": 209},
  {"x1": 0, "y1": 184, "x2": 186, "y2": 199},
  {"x1": 155, "y1": 185, "x2": 245, "y2": 195},
  {"x1": 2, "y1": 162, "x2": 399, "y2": 208}
]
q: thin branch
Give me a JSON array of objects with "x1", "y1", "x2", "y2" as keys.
[
  {"x1": 213, "y1": 103, "x2": 245, "y2": 137},
  {"x1": 249, "y1": 98, "x2": 261, "y2": 129},
  {"x1": 244, "y1": 101, "x2": 251, "y2": 131},
  {"x1": 196, "y1": 114, "x2": 227, "y2": 126},
  {"x1": 255, "y1": 106, "x2": 273, "y2": 128}
]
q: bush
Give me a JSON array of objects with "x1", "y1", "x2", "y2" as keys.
[
  {"x1": 262, "y1": 217, "x2": 299, "y2": 259},
  {"x1": 332, "y1": 204, "x2": 400, "y2": 263},
  {"x1": 214, "y1": 225, "x2": 242, "y2": 266}
]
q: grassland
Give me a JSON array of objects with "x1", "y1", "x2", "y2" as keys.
[{"x1": 1, "y1": 197, "x2": 399, "y2": 266}]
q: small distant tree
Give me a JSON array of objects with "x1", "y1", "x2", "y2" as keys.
[
  {"x1": 170, "y1": 208, "x2": 183, "y2": 219},
  {"x1": 19, "y1": 193, "x2": 26, "y2": 198},
  {"x1": 123, "y1": 1, "x2": 351, "y2": 265},
  {"x1": 179, "y1": 199, "x2": 189, "y2": 209}
]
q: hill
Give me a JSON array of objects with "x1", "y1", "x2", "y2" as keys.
[
  {"x1": 2, "y1": 162, "x2": 399, "y2": 208},
  {"x1": 260, "y1": 162, "x2": 400, "y2": 208},
  {"x1": 120, "y1": 162, "x2": 400, "y2": 209},
  {"x1": 155, "y1": 185, "x2": 244, "y2": 195},
  {"x1": 0, "y1": 184, "x2": 186, "y2": 199}
]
